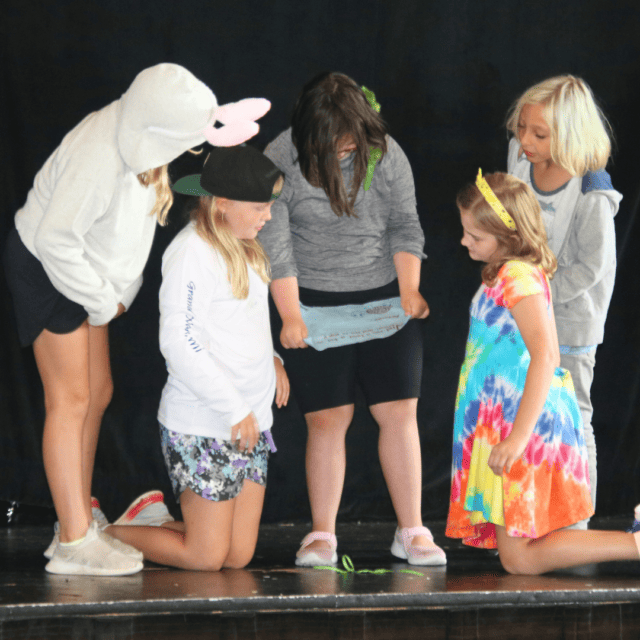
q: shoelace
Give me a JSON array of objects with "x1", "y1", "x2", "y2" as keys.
[{"x1": 314, "y1": 554, "x2": 425, "y2": 576}]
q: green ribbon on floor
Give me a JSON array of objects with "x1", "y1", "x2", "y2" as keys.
[{"x1": 314, "y1": 554, "x2": 425, "y2": 576}]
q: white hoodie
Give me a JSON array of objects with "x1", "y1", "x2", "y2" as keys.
[{"x1": 14, "y1": 64, "x2": 218, "y2": 326}]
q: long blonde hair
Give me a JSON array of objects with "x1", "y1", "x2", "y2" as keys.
[
  {"x1": 137, "y1": 165, "x2": 173, "y2": 226},
  {"x1": 457, "y1": 172, "x2": 557, "y2": 286},
  {"x1": 506, "y1": 75, "x2": 612, "y2": 177},
  {"x1": 189, "y1": 177, "x2": 283, "y2": 299}
]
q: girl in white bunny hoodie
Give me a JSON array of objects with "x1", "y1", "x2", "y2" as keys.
[{"x1": 3, "y1": 63, "x2": 269, "y2": 575}]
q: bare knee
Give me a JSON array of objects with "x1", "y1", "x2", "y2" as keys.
[
  {"x1": 195, "y1": 556, "x2": 225, "y2": 572},
  {"x1": 370, "y1": 398, "x2": 418, "y2": 428},
  {"x1": 498, "y1": 546, "x2": 541, "y2": 576},
  {"x1": 223, "y1": 549, "x2": 254, "y2": 569},
  {"x1": 224, "y1": 554, "x2": 253, "y2": 569},
  {"x1": 90, "y1": 377, "x2": 114, "y2": 415},
  {"x1": 305, "y1": 405, "x2": 354, "y2": 434},
  {"x1": 45, "y1": 387, "x2": 91, "y2": 422},
  {"x1": 186, "y1": 547, "x2": 228, "y2": 572}
]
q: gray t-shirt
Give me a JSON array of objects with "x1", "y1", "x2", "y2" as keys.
[{"x1": 259, "y1": 129, "x2": 425, "y2": 292}]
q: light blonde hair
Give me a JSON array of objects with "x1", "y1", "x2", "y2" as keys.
[
  {"x1": 137, "y1": 165, "x2": 173, "y2": 226},
  {"x1": 457, "y1": 172, "x2": 557, "y2": 286},
  {"x1": 506, "y1": 75, "x2": 612, "y2": 177},
  {"x1": 189, "y1": 176, "x2": 284, "y2": 299}
]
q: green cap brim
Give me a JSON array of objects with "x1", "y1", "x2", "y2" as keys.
[{"x1": 172, "y1": 174, "x2": 213, "y2": 196}]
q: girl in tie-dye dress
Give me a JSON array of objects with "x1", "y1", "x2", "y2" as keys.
[{"x1": 446, "y1": 171, "x2": 640, "y2": 575}]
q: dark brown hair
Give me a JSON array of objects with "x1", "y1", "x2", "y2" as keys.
[{"x1": 291, "y1": 72, "x2": 388, "y2": 217}]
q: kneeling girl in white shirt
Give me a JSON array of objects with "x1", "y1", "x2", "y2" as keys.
[{"x1": 106, "y1": 145, "x2": 289, "y2": 570}]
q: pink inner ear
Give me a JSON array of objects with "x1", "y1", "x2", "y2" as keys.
[
  {"x1": 215, "y1": 98, "x2": 271, "y2": 125},
  {"x1": 204, "y1": 122, "x2": 260, "y2": 147}
]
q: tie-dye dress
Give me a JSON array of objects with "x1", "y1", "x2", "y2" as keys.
[{"x1": 446, "y1": 260, "x2": 593, "y2": 549}]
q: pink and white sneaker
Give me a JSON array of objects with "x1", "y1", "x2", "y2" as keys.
[
  {"x1": 390, "y1": 526, "x2": 447, "y2": 566},
  {"x1": 295, "y1": 531, "x2": 338, "y2": 567}
]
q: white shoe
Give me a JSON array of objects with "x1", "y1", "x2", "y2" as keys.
[
  {"x1": 44, "y1": 497, "x2": 111, "y2": 560},
  {"x1": 114, "y1": 490, "x2": 174, "y2": 527},
  {"x1": 390, "y1": 526, "x2": 447, "y2": 566},
  {"x1": 45, "y1": 521, "x2": 143, "y2": 576},
  {"x1": 44, "y1": 522, "x2": 60, "y2": 561}
]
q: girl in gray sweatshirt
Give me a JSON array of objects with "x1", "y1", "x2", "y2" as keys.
[
  {"x1": 506, "y1": 75, "x2": 622, "y2": 524},
  {"x1": 259, "y1": 72, "x2": 445, "y2": 568}
]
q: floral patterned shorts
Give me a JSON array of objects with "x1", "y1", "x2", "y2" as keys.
[{"x1": 159, "y1": 424, "x2": 274, "y2": 502}]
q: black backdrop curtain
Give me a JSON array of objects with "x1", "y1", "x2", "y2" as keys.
[{"x1": 1, "y1": 0, "x2": 639, "y2": 523}]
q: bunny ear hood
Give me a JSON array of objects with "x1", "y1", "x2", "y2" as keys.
[
  {"x1": 117, "y1": 64, "x2": 217, "y2": 175},
  {"x1": 203, "y1": 98, "x2": 271, "y2": 147},
  {"x1": 116, "y1": 64, "x2": 271, "y2": 175}
]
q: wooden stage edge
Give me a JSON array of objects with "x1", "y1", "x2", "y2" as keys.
[{"x1": 1, "y1": 518, "x2": 640, "y2": 638}]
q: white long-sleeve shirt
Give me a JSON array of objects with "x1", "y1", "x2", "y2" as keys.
[{"x1": 157, "y1": 222, "x2": 277, "y2": 440}]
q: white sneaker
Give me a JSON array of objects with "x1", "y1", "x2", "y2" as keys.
[
  {"x1": 44, "y1": 522, "x2": 60, "y2": 561},
  {"x1": 114, "y1": 490, "x2": 175, "y2": 527},
  {"x1": 45, "y1": 521, "x2": 143, "y2": 576},
  {"x1": 44, "y1": 497, "x2": 111, "y2": 560},
  {"x1": 91, "y1": 497, "x2": 109, "y2": 529}
]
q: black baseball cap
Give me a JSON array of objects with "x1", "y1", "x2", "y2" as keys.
[{"x1": 172, "y1": 145, "x2": 283, "y2": 202}]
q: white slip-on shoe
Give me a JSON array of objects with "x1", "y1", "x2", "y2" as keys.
[
  {"x1": 390, "y1": 526, "x2": 447, "y2": 566},
  {"x1": 44, "y1": 497, "x2": 113, "y2": 560},
  {"x1": 45, "y1": 521, "x2": 143, "y2": 576},
  {"x1": 295, "y1": 531, "x2": 338, "y2": 567}
]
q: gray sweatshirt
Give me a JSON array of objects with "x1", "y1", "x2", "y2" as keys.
[
  {"x1": 508, "y1": 138, "x2": 622, "y2": 346},
  {"x1": 259, "y1": 129, "x2": 425, "y2": 292}
]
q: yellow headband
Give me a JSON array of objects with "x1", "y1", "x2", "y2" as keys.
[{"x1": 475, "y1": 169, "x2": 516, "y2": 230}]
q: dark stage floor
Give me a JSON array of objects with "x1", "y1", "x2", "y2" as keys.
[{"x1": 1, "y1": 518, "x2": 640, "y2": 639}]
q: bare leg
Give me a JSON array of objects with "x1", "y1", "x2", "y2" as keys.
[
  {"x1": 221, "y1": 480, "x2": 266, "y2": 568},
  {"x1": 496, "y1": 525, "x2": 638, "y2": 575},
  {"x1": 160, "y1": 520, "x2": 186, "y2": 533},
  {"x1": 80, "y1": 324, "x2": 114, "y2": 521},
  {"x1": 302, "y1": 404, "x2": 354, "y2": 554},
  {"x1": 35, "y1": 325, "x2": 92, "y2": 542},
  {"x1": 107, "y1": 481, "x2": 265, "y2": 570},
  {"x1": 34, "y1": 323, "x2": 114, "y2": 542},
  {"x1": 369, "y1": 398, "x2": 430, "y2": 546}
]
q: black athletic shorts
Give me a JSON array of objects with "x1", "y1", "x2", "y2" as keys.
[
  {"x1": 270, "y1": 280, "x2": 423, "y2": 415},
  {"x1": 3, "y1": 227, "x2": 88, "y2": 347}
]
